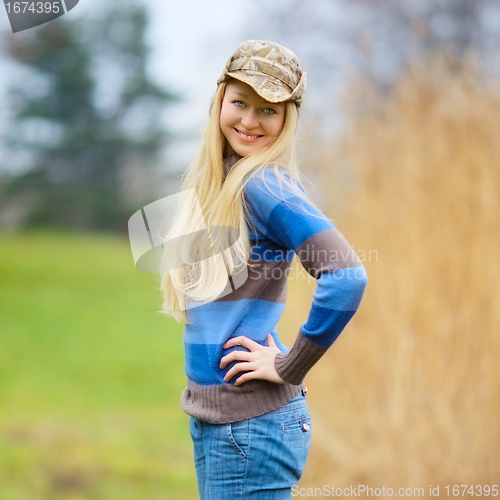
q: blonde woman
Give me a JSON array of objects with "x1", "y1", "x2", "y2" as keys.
[{"x1": 160, "y1": 40, "x2": 368, "y2": 499}]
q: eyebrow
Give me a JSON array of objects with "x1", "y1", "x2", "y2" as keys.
[{"x1": 229, "y1": 90, "x2": 250, "y2": 98}]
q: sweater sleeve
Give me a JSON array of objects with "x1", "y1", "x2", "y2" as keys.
[{"x1": 243, "y1": 168, "x2": 368, "y2": 385}]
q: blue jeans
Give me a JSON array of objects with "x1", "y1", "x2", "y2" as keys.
[{"x1": 189, "y1": 392, "x2": 311, "y2": 500}]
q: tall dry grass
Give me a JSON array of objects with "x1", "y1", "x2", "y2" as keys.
[{"x1": 279, "y1": 50, "x2": 500, "y2": 494}]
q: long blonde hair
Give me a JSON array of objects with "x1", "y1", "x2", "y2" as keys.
[{"x1": 159, "y1": 79, "x2": 309, "y2": 324}]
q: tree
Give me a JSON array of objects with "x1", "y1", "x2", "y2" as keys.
[{"x1": 1, "y1": 0, "x2": 177, "y2": 230}]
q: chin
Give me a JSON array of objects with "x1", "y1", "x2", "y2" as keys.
[{"x1": 232, "y1": 144, "x2": 261, "y2": 157}]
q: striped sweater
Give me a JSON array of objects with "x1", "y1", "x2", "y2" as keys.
[{"x1": 180, "y1": 155, "x2": 368, "y2": 424}]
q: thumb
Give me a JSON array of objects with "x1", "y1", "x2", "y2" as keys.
[{"x1": 266, "y1": 333, "x2": 277, "y2": 347}]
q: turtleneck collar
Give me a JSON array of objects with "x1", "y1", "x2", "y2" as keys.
[{"x1": 223, "y1": 153, "x2": 243, "y2": 177}]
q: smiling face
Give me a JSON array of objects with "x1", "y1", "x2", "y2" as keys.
[{"x1": 220, "y1": 79, "x2": 287, "y2": 157}]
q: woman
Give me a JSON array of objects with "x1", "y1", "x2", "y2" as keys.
[{"x1": 160, "y1": 40, "x2": 368, "y2": 499}]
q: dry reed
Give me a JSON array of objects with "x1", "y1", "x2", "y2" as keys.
[{"x1": 278, "y1": 49, "x2": 500, "y2": 496}]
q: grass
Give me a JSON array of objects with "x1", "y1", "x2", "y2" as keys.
[{"x1": 0, "y1": 229, "x2": 198, "y2": 500}]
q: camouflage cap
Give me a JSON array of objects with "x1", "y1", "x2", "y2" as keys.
[{"x1": 217, "y1": 40, "x2": 307, "y2": 107}]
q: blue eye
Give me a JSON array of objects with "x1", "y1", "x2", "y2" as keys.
[
  {"x1": 264, "y1": 108, "x2": 276, "y2": 115},
  {"x1": 234, "y1": 100, "x2": 244, "y2": 107}
]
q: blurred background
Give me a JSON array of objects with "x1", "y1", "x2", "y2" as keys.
[{"x1": 1, "y1": 0, "x2": 499, "y2": 498}]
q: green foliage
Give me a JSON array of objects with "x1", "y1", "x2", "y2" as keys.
[
  {"x1": 0, "y1": 230, "x2": 197, "y2": 499},
  {"x1": 2, "y1": 1, "x2": 178, "y2": 230}
]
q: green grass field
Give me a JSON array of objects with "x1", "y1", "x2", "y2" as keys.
[{"x1": 0, "y1": 229, "x2": 199, "y2": 500}]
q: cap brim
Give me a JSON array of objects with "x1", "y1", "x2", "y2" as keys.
[{"x1": 226, "y1": 71, "x2": 293, "y2": 103}]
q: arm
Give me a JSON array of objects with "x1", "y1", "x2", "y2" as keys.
[
  {"x1": 251, "y1": 168, "x2": 368, "y2": 385},
  {"x1": 221, "y1": 168, "x2": 368, "y2": 385}
]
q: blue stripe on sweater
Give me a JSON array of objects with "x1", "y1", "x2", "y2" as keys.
[
  {"x1": 299, "y1": 266, "x2": 368, "y2": 347},
  {"x1": 184, "y1": 299, "x2": 286, "y2": 345},
  {"x1": 185, "y1": 328, "x2": 291, "y2": 386},
  {"x1": 244, "y1": 170, "x2": 334, "y2": 250},
  {"x1": 266, "y1": 200, "x2": 334, "y2": 250},
  {"x1": 312, "y1": 266, "x2": 368, "y2": 311}
]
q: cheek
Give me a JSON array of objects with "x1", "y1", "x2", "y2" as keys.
[
  {"x1": 269, "y1": 116, "x2": 285, "y2": 137},
  {"x1": 220, "y1": 102, "x2": 236, "y2": 128}
]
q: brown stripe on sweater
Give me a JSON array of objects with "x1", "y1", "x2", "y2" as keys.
[
  {"x1": 275, "y1": 331, "x2": 328, "y2": 385},
  {"x1": 215, "y1": 259, "x2": 291, "y2": 303},
  {"x1": 181, "y1": 377, "x2": 304, "y2": 424},
  {"x1": 296, "y1": 227, "x2": 362, "y2": 278}
]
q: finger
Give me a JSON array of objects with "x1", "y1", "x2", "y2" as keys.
[
  {"x1": 266, "y1": 333, "x2": 277, "y2": 348},
  {"x1": 234, "y1": 371, "x2": 260, "y2": 387},
  {"x1": 223, "y1": 362, "x2": 256, "y2": 382},
  {"x1": 219, "y1": 350, "x2": 254, "y2": 370},
  {"x1": 223, "y1": 336, "x2": 262, "y2": 351}
]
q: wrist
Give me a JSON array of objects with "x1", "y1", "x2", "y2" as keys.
[{"x1": 274, "y1": 331, "x2": 328, "y2": 385}]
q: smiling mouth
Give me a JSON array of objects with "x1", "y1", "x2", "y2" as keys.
[{"x1": 234, "y1": 128, "x2": 263, "y2": 140}]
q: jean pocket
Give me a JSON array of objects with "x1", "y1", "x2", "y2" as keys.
[
  {"x1": 283, "y1": 411, "x2": 312, "y2": 448},
  {"x1": 227, "y1": 420, "x2": 249, "y2": 460},
  {"x1": 189, "y1": 417, "x2": 202, "y2": 441}
]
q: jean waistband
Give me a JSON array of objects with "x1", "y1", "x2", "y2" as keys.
[{"x1": 267, "y1": 389, "x2": 307, "y2": 414}]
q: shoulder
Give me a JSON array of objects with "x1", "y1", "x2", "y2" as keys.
[
  {"x1": 243, "y1": 167, "x2": 334, "y2": 249},
  {"x1": 242, "y1": 167, "x2": 323, "y2": 231},
  {"x1": 243, "y1": 167, "x2": 306, "y2": 207}
]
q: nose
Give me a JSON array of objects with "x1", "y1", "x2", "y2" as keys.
[{"x1": 240, "y1": 109, "x2": 259, "y2": 130}]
